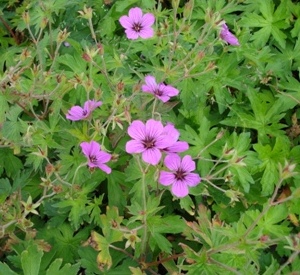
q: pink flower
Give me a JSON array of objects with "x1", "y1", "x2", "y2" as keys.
[
  {"x1": 142, "y1": 75, "x2": 179, "y2": 103},
  {"x1": 220, "y1": 23, "x2": 240, "y2": 46},
  {"x1": 119, "y1": 7, "x2": 155, "y2": 40},
  {"x1": 125, "y1": 119, "x2": 174, "y2": 165},
  {"x1": 66, "y1": 100, "x2": 102, "y2": 121},
  {"x1": 80, "y1": 141, "x2": 112, "y2": 174},
  {"x1": 159, "y1": 154, "x2": 201, "y2": 198},
  {"x1": 161, "y1": 123, "x2": 189, "y2": 153}
]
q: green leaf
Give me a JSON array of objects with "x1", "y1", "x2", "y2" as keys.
[
  {"x1": 0, "y1": 149, "x2": 23, "y2": 178},
  {"x1": 21, "y1": 244, "x2": 43, "y2": 275},
  {"x1": 107, "y1": 171, "x2": 127, "y2": 212},
  {"x1": 46, "y1": 259, "x2": 80, "y2": 275},
  {"x1": 0, "y1": 262, "x2": 18, "y2": 275}
]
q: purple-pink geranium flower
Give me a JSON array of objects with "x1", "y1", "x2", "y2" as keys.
[
  {"x1": 142, "y1": 75, "x2": 179, "y2": 103},
  {"x1": 220, "y1": 23, "x2": 240, "y2": 46},
  {"x1": 159, "y1": 154, "x2": 201, "y2": 198},
  {"x1": 80, "y1": 141, "x2": 112, "y2": 174},
  {"x1": 66, "y1": 100, "x2": 102, "y2": 121},
  {"x1": 119, "y1": 7, "x2": 155, "y2": 40},
  {"x1": 161, "y1": 123, "x2": 189, "y2": 153},
  {"x1": 125, "y1": 119, "x2": 175, "y2": 165}
]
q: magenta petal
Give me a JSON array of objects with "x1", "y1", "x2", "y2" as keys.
[
  {"x1": 125, "y1": 29, "x2": 139, "y2": 40},
  {"x1": 181, "y1": 155, "x2": 195, "y2": 172},
  {"x1": 84, "y1": 100, "x2": 102, "y2": 112},
  {"x1": 145, "y1": 119, "x2": 164, "y2": 139},
  {"x1": 128, "y1": 7, "x2": 143, "y2": 23},
  {"x1": 80, "y1": 141, "x2": 91, "y2": 157},
  {"x1": 164, "y1": 154, "x2": 181, "y2": 171},
  {"x1": 97, "y1": 150, "x2": 112, "y2": 163},
  {"x1": 66, "y1": 106, "x2": 85, "y2": 121},
  {"x1": 139, "y1": 28, "x2": 154, "y2": 39},
  {"x1": 141, "y1": 13, "x2": 155, "y2": 27},
  {"x1": 172, "y1": 181, "x2": 189, "y2": 198},
  {"x1": 126, "y1": 140, "x2": 145, "y2": 154},
  {"x1": 143, "y1": 75, "x2": 157, "y2": 92},
  {"x1": 98, "y1": 164, "x2": 112, "y2": 174},
  {"x1": 166, "y1": 141, "x2": 189, "y2": 153},
  {"x1": 164, "y1": 85, "x2": 179, "y2": 96},
  {"x1": 156, "y1": 95, "x2": 170, "y2": 102},
  {"x1": 142, "y1": 148, "x2": 162, "y2": 165},
  {"x1": 127, "y1": 120, "x2": 146, "y2": 140},
  {"x1": 163, "y1": 124, "x2": 179, "y2": 142},
  {"x1": 184, "y1": 173, "x2": 201, "y2": 187},
  {"x1": 119, "y1": 15, "x2": 132, "y2": 29},
  {"x1": 89, "y1": 141, "x2": 101, "y2": 155},
  {"x1": 159, "y1": 171, "x2": 175, "y2": 186}
]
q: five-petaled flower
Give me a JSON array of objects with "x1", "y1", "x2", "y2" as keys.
[
  {"x1": 142, "y1": 75, "x2": 179, "y2": 103},
  {"x1": 220, "y1": 23, "x2": 240, "y2": 46},
  {"x1": 161, "y1": 123, "x2": 189, "y2": 153},
  {"x1": 159, "y1": 154, "x2": 201, "y2": 198},
  {"x1": 125, "y1": 119, "x2": 175, "y2": 165},
  {"x1": 119, "y1": 7, "x2": 155, "y2": 40},
  {"x1": 80, "y1": 141, "x2": 112, "y2": 174},
  {"x1": 66, "y1": 100, "x2": 102, "y2": 121}
]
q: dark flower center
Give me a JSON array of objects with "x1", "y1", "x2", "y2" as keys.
[
  {"x1": 82, "y1": 110, "x2": 88, "y2": 116},
  {"x1": 89, "y1": 155, "x2": 97, "y2": 164},
  {"x1": 154, "y1": 89, "x2": 163, "y2": 96},
  {"x1": 132, "y1": 23, "x2": 143, "y2": 32},
  {"x1": 174, "y1": 168, "x2": 187, "y2": 181},
  {"x1": 142, "y1": 136, "x2": 156, "y2": 149}
]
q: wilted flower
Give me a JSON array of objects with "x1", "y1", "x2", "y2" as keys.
[
  {"x1": 66, "y1": 100, "x2": 102, "y2": 121},
  {"x1": 220, "y1": 23, "x2": 240, "y2": 46},
  {"x1": 161, "y1": 123, "x2": 189, "y2": 153},
  {"x1": 125, "y1": 119, "x2": 174, "y2": 165},
  {"x1": 142, "y1": 75, "x2": 179, "y2": 102},
  {"x1": 159, "y1": 154, "x2": 201, "y2": 198},
  {"x1": 80, "y1": 141, "x2": 112, "y2": 174},
  {"x1": 119, "y1": 7, "x2": 155, "y2": 40}
]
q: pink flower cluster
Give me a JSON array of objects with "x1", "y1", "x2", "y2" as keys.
[{"x1": 125, "y1": 119, "x2": 201, "y2": 198}]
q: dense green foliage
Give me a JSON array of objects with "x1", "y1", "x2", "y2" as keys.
[{"x1": 1, "y1": 0, "x2": 300, "y2": 274}]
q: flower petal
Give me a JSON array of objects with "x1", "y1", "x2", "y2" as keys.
[
  {"x1": 88, "y1": 141, "x2": 101, "y2": 156},
  {"x1": 184, "y1": 173, "x2": 201, "y2": 187},
  {"x1": 159, "y1": 171, "x2": 175, "y2": 186},
  {"x1": 98, "y1": 163, "x2": 112, "y2": 174},
  {"x1": 127, "y1": 120, "x2": 146, "y2": 140},
  {"x1": 96, "y1": 150, "x2": 112, "y2": 164},
  {"x1": 80, "y1": 141, "x2": 91, "y2": 157},
  {"x1": 165, "y1": 141, "x2": 189, "y2": 153},
  {"x1": 145, "y1": 119, "x2": 164, "y2": 139},
  {"x1": 126, "y1": 140, "x2": 145, "y2": 154},
  {"x1": 164, "y1": 154, "x2": 181, "y2": 171},
  {"x1": 172, "y1": 180, "x2": 189, "y2": 198},
  {"x1": 139, "y1": 28, "x2": 154, "y2": 39},
  {"x1": 66, "y1": 106, "x2": 85, "y2": 121},
  {"x1": 84, "y1": 100, "x2": 102, "y2": 112},
  {"x1": 125, "y1": 29, "x2": 139, "y2": 40},
  {"x1": 119, "y1": 15, "x2": 132, "y2": 29},
  {"x1": 128, "y1": 7, "x2": 143, "y2": 24},
  {"x1": 164, "y1": 85, "x2": 179, "y2": 96},
  {"x1": 141, "y1": 13, "x2": 155, "y2": 28},
  {"x1": 142, "y1": 148, "x2": 162, "y2": 165},
  {"x1": 181, "y1": 155, "x2": 195, "y2": 172},
  {"x1": 156, "y1": 95, "x2": 170, "y2": 102},
  {"x1": 142, "y1": 75, "x2": 157, "y2": 92}
]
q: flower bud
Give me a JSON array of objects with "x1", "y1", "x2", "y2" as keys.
[{"x1": 22, "y1": 11, "x2": 30, "y2": 25}]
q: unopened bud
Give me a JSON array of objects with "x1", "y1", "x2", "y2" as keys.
[
  {"x1": 216, "y1": 129, "x2": 225, "y2": 140},
  {"x1": 97, "y1": 43, "x2": 104, "y2": 55},
  {"x1": 78, "y1": 5, "x2": 93, "y2": 20},
  {"x1": 22, "y1": 11, "x2": 30, "y2": 25},
  {"x1": 280, "y1": 160, "x2": 297, "y2": 180},
  {"x1": 82, "y1": 52, "x2": 92, "y2": 62},
  {"x1": 40, "y1": 17, "x2": 49, "y2": 29},
  {"x1": 57, "y1": 28, "x2": 70, "y2": 43}
]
